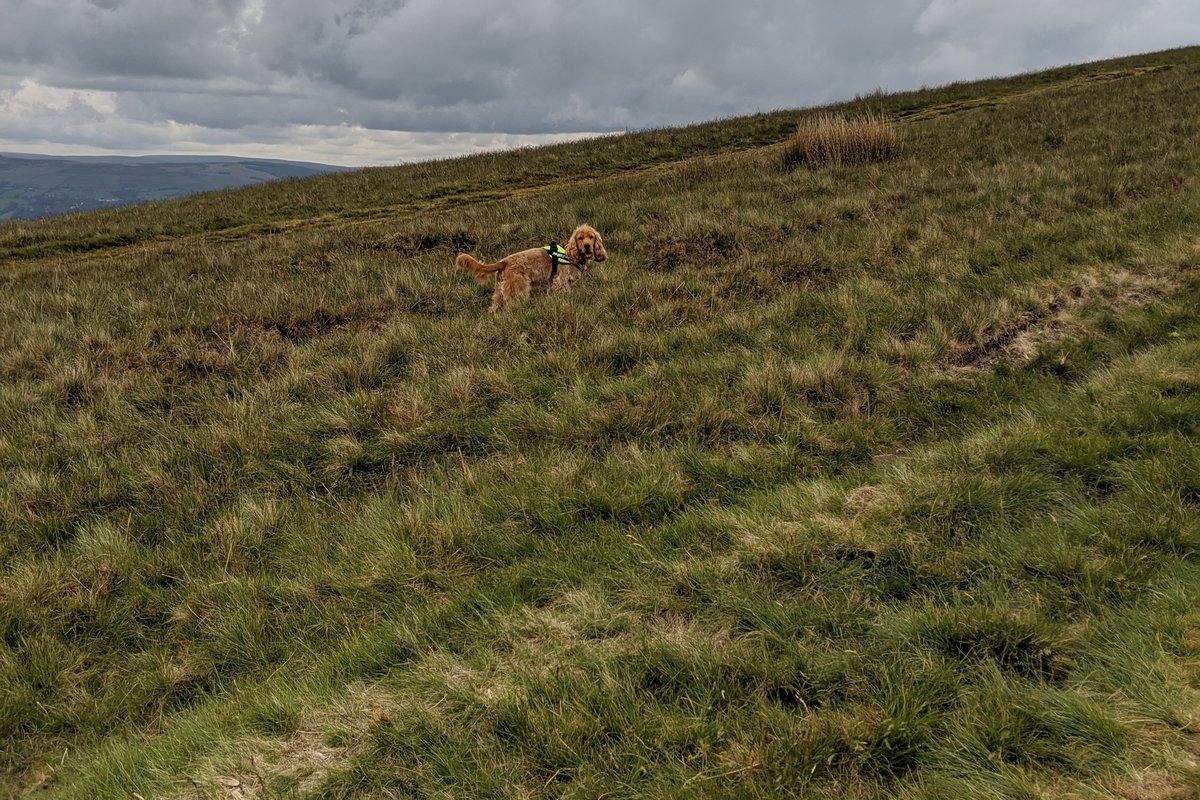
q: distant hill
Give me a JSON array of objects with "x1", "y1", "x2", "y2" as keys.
[{"x1": 0, "y1": 152, "x2": 349, "y2": 220}]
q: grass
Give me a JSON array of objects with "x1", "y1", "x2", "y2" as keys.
[
  {"x1": 2, "y1": 45, "x2": 1200, "y2": 798},
  {"x1": 781, "y1": 113, "x2": 899, "y2": 170}
]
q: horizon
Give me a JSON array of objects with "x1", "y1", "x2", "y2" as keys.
[
  {"x1": 0, "y1": 149, "x2": 356, "y2": 168},
  {"x1": 7, "y1": 43, "x2": 1198, "y2": 171},
  {"x1": 2, "y1": 0, "x2": 1196, "y2": 167},
  {"x1": 0, "y1": 130, "x2": 609, "y2": 169}
]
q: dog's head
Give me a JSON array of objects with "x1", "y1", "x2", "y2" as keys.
[{"x1": 568, "y1": 224, "x2": 607, "y2": 264}]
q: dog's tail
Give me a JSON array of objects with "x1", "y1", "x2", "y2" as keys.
[{"x1": 455, "y1": 253, "x2": 504, "y2": 284}]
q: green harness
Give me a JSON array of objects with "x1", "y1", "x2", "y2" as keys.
[{"x1": 544, "y1": 243, "x2": 573, "y2": 279}]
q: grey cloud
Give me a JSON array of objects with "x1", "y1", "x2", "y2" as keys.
[{"x1": 0, "y1": 0, "x2": 250, "y2": 80}]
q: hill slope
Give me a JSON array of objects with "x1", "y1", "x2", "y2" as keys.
[
  {"x1": 1, "y1": 48, "x2": 1199, "y2": 799},
  {"x1": 0, "y1": 153, "x2": 346, "y2": 221}
]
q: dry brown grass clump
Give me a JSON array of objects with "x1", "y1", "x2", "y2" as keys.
[{"x1": 782, "y1": 112, "x2": 899, "y2": 170}]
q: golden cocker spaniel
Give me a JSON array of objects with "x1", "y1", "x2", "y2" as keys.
[{"x1": 455, "y1": 224, "x2": 607, "y2": 313}]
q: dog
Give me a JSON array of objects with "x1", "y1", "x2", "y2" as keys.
[{"x1": 455, "y1": 224, "x2": 606, "y2": 313}]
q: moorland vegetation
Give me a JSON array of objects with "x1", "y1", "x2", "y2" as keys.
[{"x1": 1, "y1": 47, "x2": 1199, "y2": 799}]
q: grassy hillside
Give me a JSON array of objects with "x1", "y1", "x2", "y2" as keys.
[{"x1": 2, "y1": 47, "x2": 1199, "y2": 798}]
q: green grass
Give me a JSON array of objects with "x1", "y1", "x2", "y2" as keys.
[{"x1": 2, "y1": 46, "x2": 1200, "y2": 799}]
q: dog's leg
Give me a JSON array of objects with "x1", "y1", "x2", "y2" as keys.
[
  {"x1": 492, "y1": 272, "x2": 531, "y2": 313},
  {"x1": 512, "y1": 273, "x2": 532, "y2": 307},
  {"x1": 549, "y1": 271, "x2": 577, "y2": 294}
]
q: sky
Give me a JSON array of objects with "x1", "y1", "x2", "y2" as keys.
[{"x1": 0, "y1": 0, "x2": 1197, "y2": 167}]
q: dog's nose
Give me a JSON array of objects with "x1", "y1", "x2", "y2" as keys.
[{"x1": 584, "y1": 243, "x2": 592, "y2": 252}]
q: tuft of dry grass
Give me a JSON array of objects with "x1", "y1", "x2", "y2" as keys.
[{"x1": 782, "y1": 112, "x2": 900, "y2": 170}]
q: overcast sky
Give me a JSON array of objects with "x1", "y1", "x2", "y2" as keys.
[{"x1": 0, "y1": 0, "x2": 1196, "y2": 166}]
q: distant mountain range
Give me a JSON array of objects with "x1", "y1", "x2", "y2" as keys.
[{"x1": 0, "y1": 152, "x2": 350, "y2": 221}]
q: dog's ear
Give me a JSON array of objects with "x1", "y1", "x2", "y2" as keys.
[
  {"x1": 592, "y1": 228, "x2": 607, "y2": 262},
  {"x1": 564, "y1": 234, "x2": 580, "y2": 265}
]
